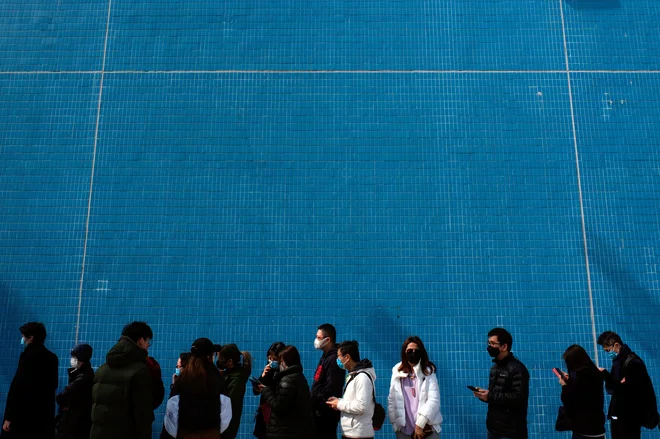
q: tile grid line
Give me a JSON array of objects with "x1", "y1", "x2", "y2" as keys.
[
  {"x1": 559, "y1": 0, "x2": 599, "y2": 367},
  {"x1": 75, "y1": 0, "x2": 112, "y2": 344},
  {"x1": 0, "y1": 69, "x2": 659, "y2": 75}
]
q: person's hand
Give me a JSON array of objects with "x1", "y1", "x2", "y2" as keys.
[
  {"x1": 475, "y1": 389, "x2": 489, "y2": 402},
  {"x1": 2, "y1": 421, "x2": 10, "y2": 432},
  {"x1": 413, "y1": 425, "x2": 425, "y2": 438},
  {"x1": 326, "y1": 397, "x2": 340, "y2": 410},
  {"x1": 621, "y1": 377, "x2": 626, "y2": 384},
  {"x1": 262, "y1": 364, "x2": 272, "y2": 378},
  {"x1": 558, "y1": 375, "x2": 567, "y2": 386},
  {"x1": 256, "y1": 384, "x2": 266, "y2": 394},
  {"x1": 598, "y1": 367, "x2": 606, "y2": 372}
]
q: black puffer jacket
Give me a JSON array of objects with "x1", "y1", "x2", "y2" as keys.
[
  {"x1": 561, "y1": 367, "x2": 605, "y2": 436},
  {"x1": 486, "y1": 354, "x2": 530, "y2": 439},
  {"x1": 56, "y1": 365, "x2": 94, "y2": 439},
  {"x1": 261, "y1": 365, "x2": 315, "y2": 439}
]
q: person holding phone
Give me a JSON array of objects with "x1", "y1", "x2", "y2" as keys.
[
  {"x1": 555, "y1": 345, "x2": 605, "y2": 439},
  {"x1": 257, "y1": 345, "x2": 315, "y2": 439},
  {"x1": 473, "y1": 328, "x2": 529, "y2": 439},
  {"x1": 253, "y1": 342, "x2": 286, "y2": 439},
  {"x1": 387, "y1": 336, "x2": 442, "y2": 439}
]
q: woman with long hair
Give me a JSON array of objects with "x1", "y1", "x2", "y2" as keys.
[
  {"x1": 163, "y1": 338, "x2": 229, "y2": 439},
  {"x1": 388, "y1": 336, "x2": 442, "y2": 439},
  {"x1": 556, "y1": 344, "x2": 605, "y2": 439},
  {"x1": 217, "y1": 344, "x2": 252, "y2": 439},
  {"x1": 258, "y1": 345, "x2": 315, "y2": 439}
]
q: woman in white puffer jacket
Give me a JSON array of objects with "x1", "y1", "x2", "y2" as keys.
[{"x1": 387, "y1": 336, "x2": 443, "y2": 439}]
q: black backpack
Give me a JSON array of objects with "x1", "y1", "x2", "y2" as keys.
[
  {"x1": 345, "y1": 371, "x2": 386, "y2": 431},
  {"x1": 623, "y1": 354, "x2": 660, "y2": 430}
]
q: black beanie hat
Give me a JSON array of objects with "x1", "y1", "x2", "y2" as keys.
[{"x1": 71, "y1": 343, "x2": 93, "y2": 364}]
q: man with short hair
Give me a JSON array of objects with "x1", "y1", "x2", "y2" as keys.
[
  {"x1": 90, "y1": 321, "x2": 154, "y2": 439},
  {"x1": 2, "y1": 322, "x2": 59, "y2": 439},
  {"x1": 597, "y1": 330, "x2": 658, "y2": 439},
  {"x1": 326, "y1": 340, "x2": 376, "y2": 439},
  {"x1": 474, "y1": 328, "x2": 529, "y2": 439},
  {"x1": 310, "y1": 324, "x2": 346, "y2": 439}
]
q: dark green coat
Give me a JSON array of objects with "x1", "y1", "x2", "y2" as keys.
[
  {"x1": 223, "y1": 365, "x2": 250, "y2": 439},
  {"x1": 89, "y1": 337, "x2": 153, "y2": 439}
]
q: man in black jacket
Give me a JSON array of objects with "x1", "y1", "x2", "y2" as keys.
[
  {"x1": 2, "y1": 322, "x2": 59, "y2": 439},
  {"x1": 597, "y1": 331, "x2": 658, "y2": 439},
  {"x1": 474, "y1": 327, "x2": 529, "y2": 439},
  {"x1": 310, "y1": 323, "x2": 345, "y2": 439}
]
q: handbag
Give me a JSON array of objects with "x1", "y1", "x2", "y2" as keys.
[{"x1": 555, "y1": 406, "x2": 571, "y2": 432}]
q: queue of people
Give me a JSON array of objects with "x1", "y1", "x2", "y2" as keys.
[{"x1": 1, "y1": 322, "x2": 658, "y2": 439}]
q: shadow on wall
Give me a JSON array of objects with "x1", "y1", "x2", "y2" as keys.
[
  {"x1": 589, "y1": 235, "x2": 659, "y2": 356},
  {"x1": 565, "y1": 0, "x2": 621, "y2": 10},
  {"x1": 0, "y1": 282, "x2": 35, "y2": 381}
]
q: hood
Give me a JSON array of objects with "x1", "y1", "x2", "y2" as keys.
[
  {"x1": 106, "y1": 336, "x2": 147, "y2": 368},
  {"x1": 350, "y1": 358, "x2": 376, "y2": 380}
]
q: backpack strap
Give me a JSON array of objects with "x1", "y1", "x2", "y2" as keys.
[
  {"x1": 345, "y1": 371, "x2": 376, "y2": 403},
  {"x1": 623, "y1": 353, "x2": 640, "y2": 375}
]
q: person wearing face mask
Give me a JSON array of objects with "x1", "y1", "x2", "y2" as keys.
[
  {"x1": 257, "y1": 345, "x2": 315, "y2": 439},
  {"x1": 326, "y1": 340, "x2": 377, "y2": 439},
  {"x1": 388, "y1": 336, "x2": 442, "y2": 439},
  {"x1": 2, "y1": 322, "x2": 58, "y2": 439},
  {"x1": 473, "y1": 328, "x2": 529, "y2": 439},
  {"x1": 90, "y1": 321, "x2": 154, "y2": 439},
  {"x1": 253, "y1": 342, "x2": 287, "y2": 439},
  {"x1": 55, "y1": 343, "x2": 94, "y2": 439},
  {"x1": 310, "y1": 324, "x2": 346, "y2": 439},
  {"x1": 172, "y1": 352, "x2": 191, "y2": 387},
  {"x1": 596, "y1": 331, "x2": 659, "y2": 439},
  {"x1": 217, "y1": 344, "x2": 252, "y2": 439}
]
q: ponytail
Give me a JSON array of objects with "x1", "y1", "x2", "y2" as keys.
[{"x1": 242, "y1": 351, "x2": 252, "y2": 375}]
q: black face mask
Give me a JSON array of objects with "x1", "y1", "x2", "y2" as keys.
[
  {"x1": 487, "y1": 346, "x2": 501, "y2": 358},
  {"x1": 406, "y1": 350, "x2": 422, "y2": 365}
]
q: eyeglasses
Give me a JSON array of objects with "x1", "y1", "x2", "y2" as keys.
[
  {"x1": 487, "y1": 342, "x2": 501, "y2": 347},
  {"x1": 147, "y1": 339, "x2": 153, "y2": 347}
]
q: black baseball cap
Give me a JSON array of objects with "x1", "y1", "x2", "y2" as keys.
[{"x1": 191, "y1": 338, "x2": 215, "y2": 357}]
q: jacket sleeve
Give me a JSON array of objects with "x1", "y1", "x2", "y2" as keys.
[
  {"x1": 262, "y1": 377, "x2": 298, "y2": 414},
  {"x1": 56, "y1": 371, "x2": 86, "y2": 407},
  {"x1": 387, "y1": 371, "x2": 399, "y2": 431},
  {"x1": 337, "y1": 374, "x2": 371, "y2": 415},
  {"x1": 488, "y1": 364, "x2": 529, "y2": 409},
  {"x1": 131, "y1": 366, "x2": 154, "y2": 439},
  {"x1": 3, "y1": 356, "x2": 27, "y2": 422},
  {"x1": 220, "y1": 394, "x2": 233, "y2": 433},
  {"x1": 417, "y1": 372, "x2": 441, "y2": 428},
  {"x1": 311, "y1": 356, "x2": 344, "y2": 408}
]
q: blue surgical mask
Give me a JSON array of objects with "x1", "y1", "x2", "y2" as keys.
[
  {"x1": 20, "y1": 337, "x2": 25, "y2": 346},
  {"x1": 607, "y1": 350, "x2": 618, "y2": 360},
  {"x1": 336, "y1": 358, "x2": 345, "y2": 370},
  {"x1": 175, "y1": 368, "x2": 181, "y2": 376},
  {"x1": 270, "y1": 361, "x2": 279, "y2": 369}
]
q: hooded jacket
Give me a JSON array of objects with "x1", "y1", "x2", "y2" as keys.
[
  {"x1": 3, "y1": 342, "x2": 58, "y2": 439},
  {"x1": 337, "y1": 359, "x2": 376, "y2": 439},
  {"x1": 89, "y1": 336, "x2": 153, "y2": 439},
  {"x1": 388, "y1": 362, "x2": 443, "y2": 433},
  {"x1": 310, "y1": 346, "x2": 346, "y2": 421}
]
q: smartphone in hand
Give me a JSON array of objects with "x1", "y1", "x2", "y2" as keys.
[
  {"x1": 467, "y1": 385, "x2": 480, "y2": 392},
  {"x1": 552, "y1": 368, "x2": 566, "y2": 378}
]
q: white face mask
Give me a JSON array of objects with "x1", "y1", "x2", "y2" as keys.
[
  {"x1": 314, "y1": 337, "x2": 330, "y2": 350},
  {"x1": 70, "y1": 357, "x2": 79, "y2": 369}
]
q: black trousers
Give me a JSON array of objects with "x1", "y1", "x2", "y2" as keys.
[
  {"x1": 314, "y1": 414, "x2": 339, "y2": 439},
  {"x1": 610, "y1": 419, "x2": 641, "y2": 439}
]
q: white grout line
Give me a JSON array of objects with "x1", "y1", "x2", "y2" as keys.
[
  {"x1": 559, "y1": 0, "x2": 599, "y2": 367},
  {"x1": 0, "y1": 69, "x2": 659, "y2": 75},
  {"x1": 75, "y1": 0, "x2": 112, "y2": 344}
]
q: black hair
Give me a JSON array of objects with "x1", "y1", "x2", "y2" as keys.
[
  {"x1": 121, "y1": 321, "x2": 153, "y2": 344},
  {"x1": 179, "y1": 352, "x2": 191, "y2": 368},
  {"x1": 317, "y1": 323, "x2": 337, "y2": 343},
  {"x1": 337, "y1": 340, "x2": 361, "y2": 362},
  {"x1": 267, "y1": 342, "x2": 286, "y2": 359},
  {"x1": 20, "y1": 322, "x2": 47, "y2": 344},
  {"x1": 220, "y1": 343, "x2": 252, "y2": 375},
  {"x1": 279, "y1": 345, "x2": 301, "y2": 367},
  {"x1": 597, "y1": 331, "x2": 623, "y2": 347},
  {"x1": 488, "y1": 328, "x2": 513, "y2": 350},
  {"x1": 398, "y1": 336, "x2": 436, "y2": 376},
  {"x1": 563, "y1": 344, "x2": 598, "y2": 373}
]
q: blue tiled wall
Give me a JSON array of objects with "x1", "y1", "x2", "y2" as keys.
[{"x1": 0, "y1": 0, "x2": 659, "y2": 438}]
